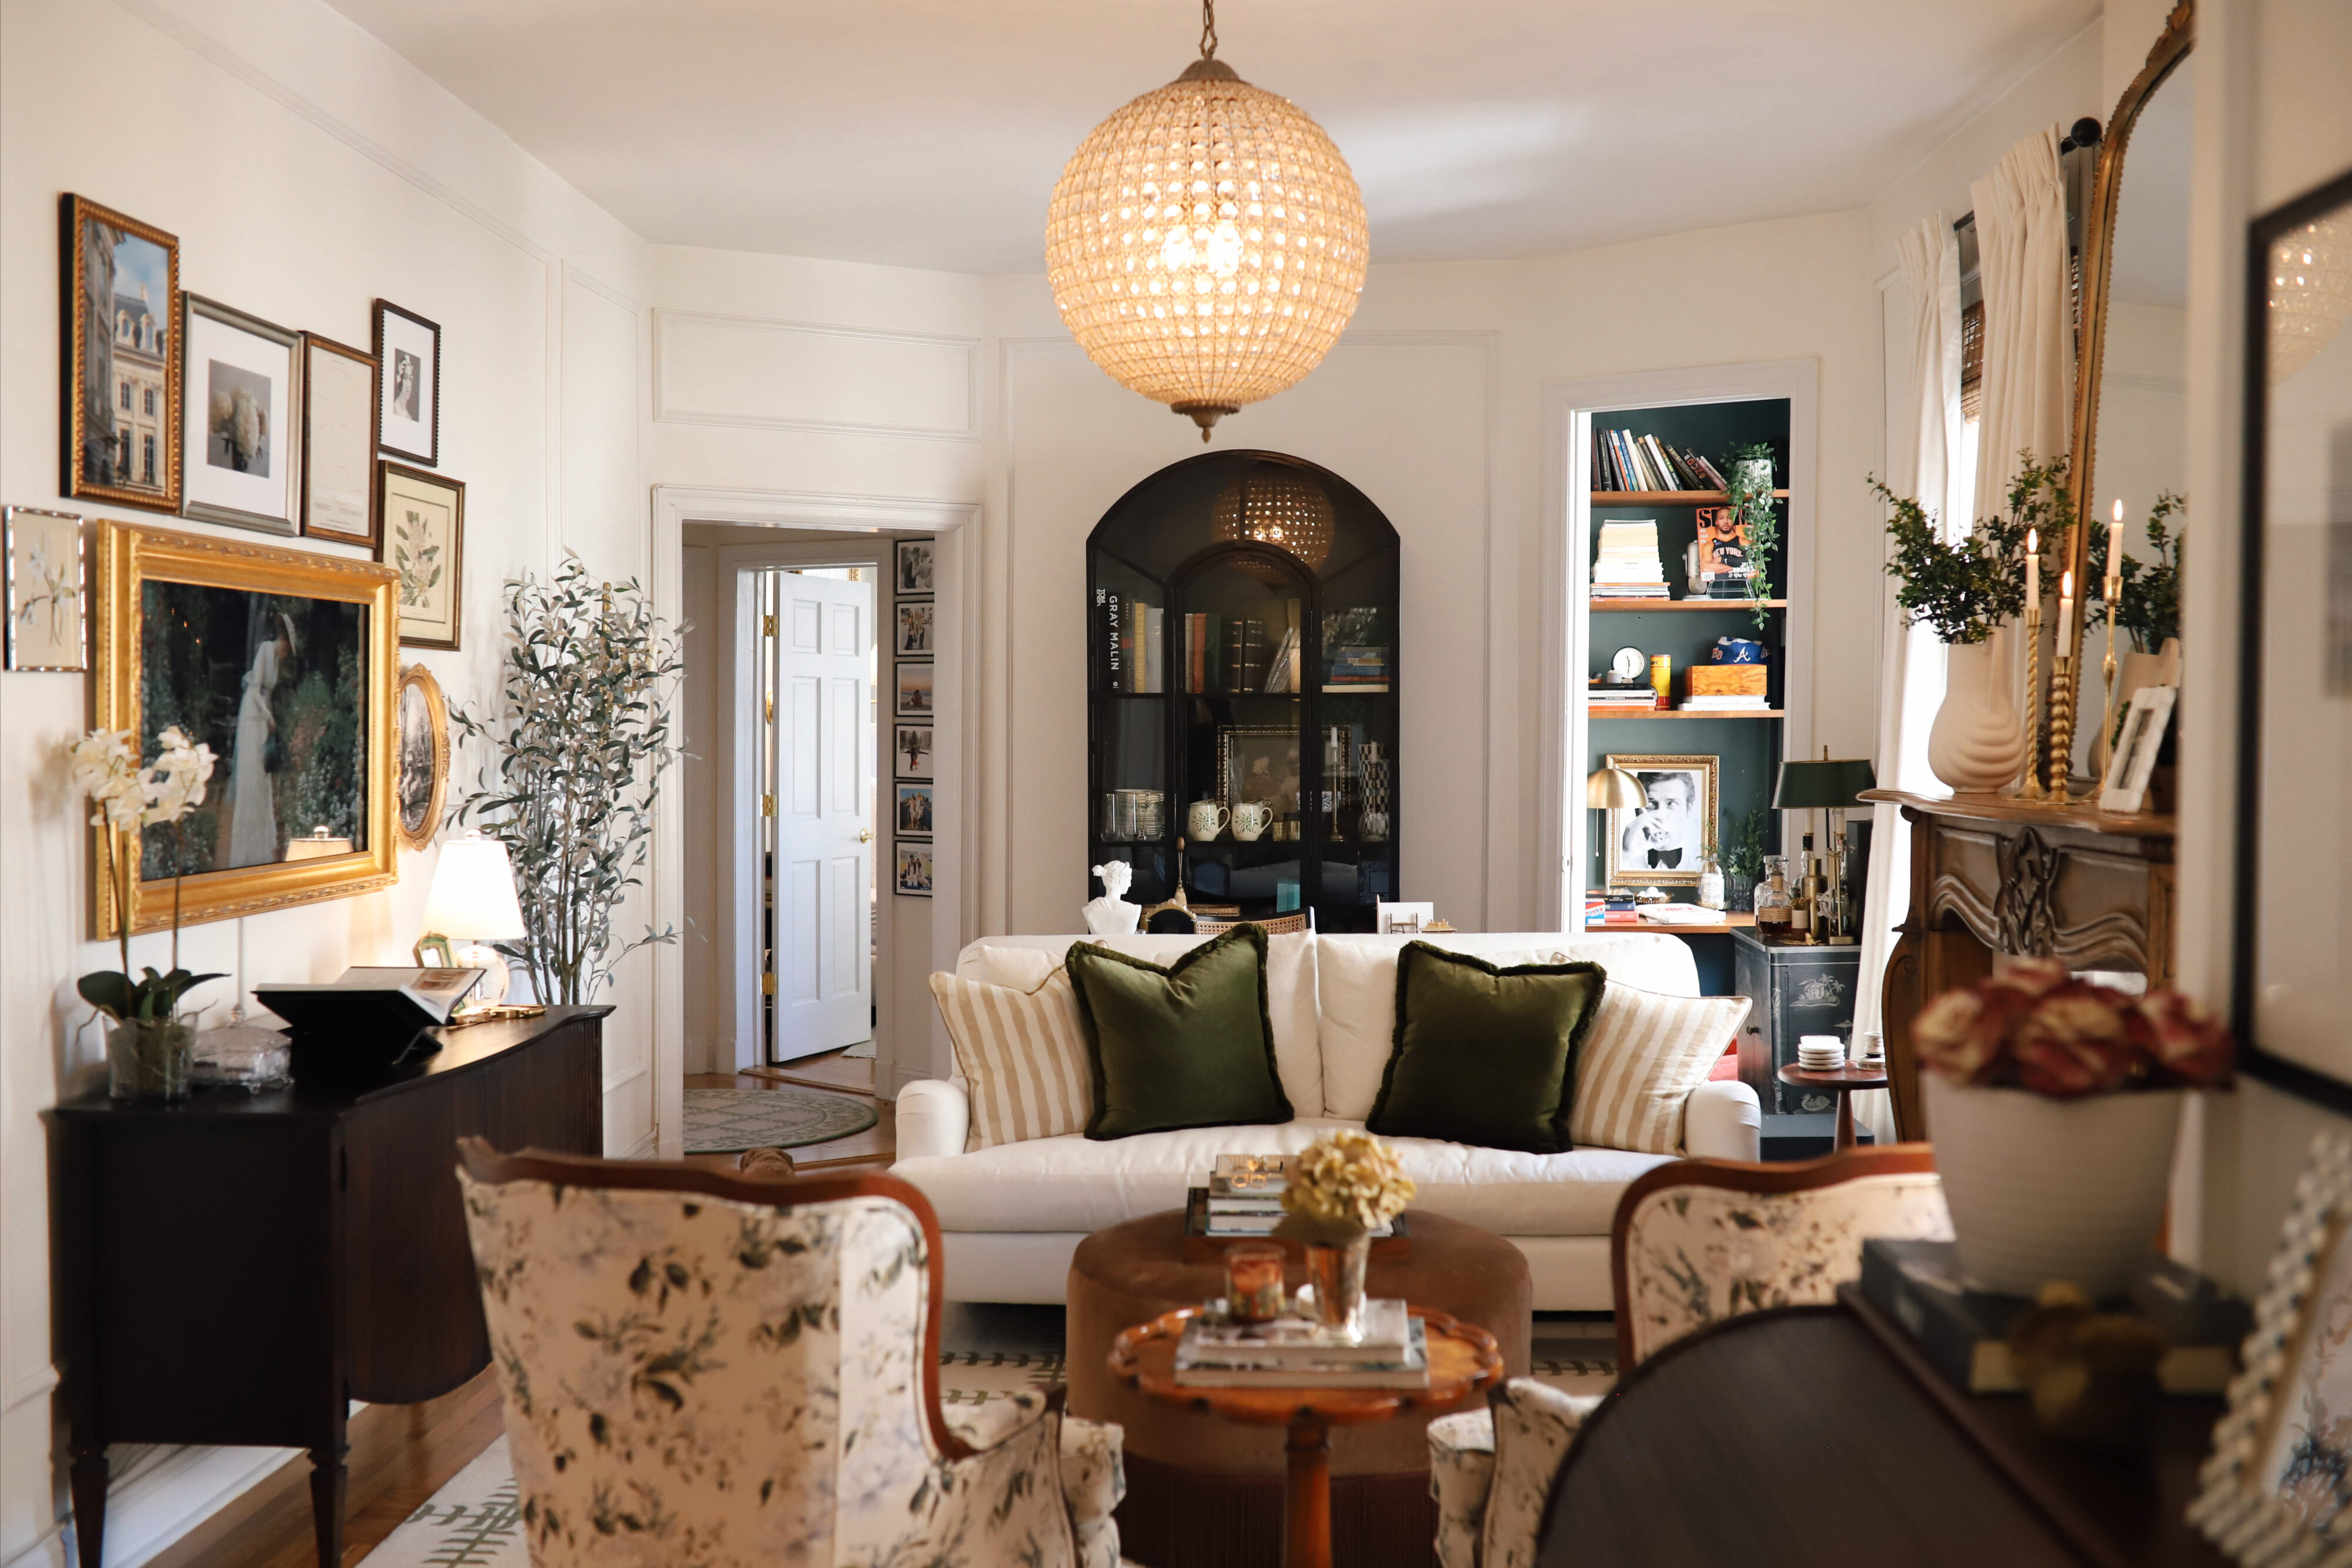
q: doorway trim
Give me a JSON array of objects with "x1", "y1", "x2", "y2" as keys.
[{"x1": 653, "y1": 486, "x2": 977, "y2": 1149}]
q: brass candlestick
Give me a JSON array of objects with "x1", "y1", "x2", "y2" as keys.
[
  {"x1": 2020, "y1": 603, "x2": 2046, "y2": 801},
  {"x1": 2047, "y1": 652, "x2": 2075, "y2": 801}
]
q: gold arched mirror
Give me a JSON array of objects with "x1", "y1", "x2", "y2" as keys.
[{"x1": 2066, "y1": 1, "x2": 2193, "y2": 775}]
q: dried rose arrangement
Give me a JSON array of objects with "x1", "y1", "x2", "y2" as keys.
[
  {"x1": 1913, "y1": 958, "x2": 2233, "y2": 1098},
  {"x1": 1278, "y1": 1129, "x2": 1417, "y2": 1243}
]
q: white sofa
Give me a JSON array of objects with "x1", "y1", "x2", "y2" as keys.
[{"x1": 891, "y1": 930, "x2": 1762, "y2": 1310}]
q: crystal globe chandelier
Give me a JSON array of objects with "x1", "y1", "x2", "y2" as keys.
[
  {"x1": 1046, "y1": 0, "x2": 1368, "y2": 440},
  {"x1": 2269, "y1": 215, "x2": 2352, "y2": 384},
  {"x1": 1211, "y1": 463, "x2": 1334, "y2": 584}
]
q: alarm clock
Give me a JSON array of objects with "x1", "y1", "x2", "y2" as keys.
[{"x1": 1609, "y1": 646, "x2": 1648, "y2": 684}]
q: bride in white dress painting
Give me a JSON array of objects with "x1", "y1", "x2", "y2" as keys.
[{"x1": 226, "y1": 611, "x2": 295, "y2": 868}]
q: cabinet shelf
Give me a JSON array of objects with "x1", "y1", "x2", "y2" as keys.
[
  {"x1": 1589, "y1": 599, "x2": 1787, "y2": 613},
  {"x1": 1587, "y1": 708, "x2": 1786, "y2": 720},
  {"x1": 1591, "y1": 489, "x2": 1790, "y2": 504}
]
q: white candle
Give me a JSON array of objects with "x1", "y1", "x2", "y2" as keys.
[
  {"x1": 2059, "y1": 569, "x2": 2075, "y2": 630},
  {"x1": 2106, "y1": 499, "x2": 2126, "y2": 597},
  {"x1": 2026, "y1": 527, "x2": 2040, "y2": 608}
]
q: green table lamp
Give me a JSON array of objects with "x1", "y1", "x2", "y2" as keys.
[{"x1": 1772, "y1": 748, "x2": 1877, "y2": 942}]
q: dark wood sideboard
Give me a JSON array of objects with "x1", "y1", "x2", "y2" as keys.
[
  {"x1": 47, "y1": 1005, "x2": 607, "y2": 1568},
  {"x1": 1865, "y1": 790, "x2": 2175, "y2": 1139}
]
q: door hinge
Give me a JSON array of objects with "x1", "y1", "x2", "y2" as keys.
[
  {"x1": 763, "y1": 614, "x2": 776, "y2": 637},
  {"x1": 764, "y1": 696, "x2": 774, "y2": 724},
  {"x1": 761, "y1": 794, "x2": 776, "y2": 817},
  {"x1": 762, "y1": 972, "x2": 778, "y2": 996}
]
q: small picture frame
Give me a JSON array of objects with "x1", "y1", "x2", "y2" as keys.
[
  {"x1": 2100, "y1": 684, "x2": 2177, "y2": 814},
  {"x1": 5, "y1": 507, "x2": 86, "y2": 671},
  {"x1": 372, "y1": 300, "x2": 441, "y2": 466},
  {"x1": 412, "y1": 932, "x2": 456, "y2": 969},
  {"x1": 61, "y1": 195, "x2": 181, "y2": 513},
  {"x1": 396, "y1": 662, "x2": 450, "y2": 851},
  {"x1": 301, "y1": 333, "x2": 380, "y2": 546},
  {"x1": 894, "y1": 600, "x2": 934, "y2": 655},
  {"x1": 377, "y1": 462, "x2": 465, "y2": 650},
  {"x1": 181, "y1": 294, "x2": 301, "y2": 536},
  {"x1": 894, "y1": 661, "x2": 934, "y2": 718},
  {"x1": 896, "y1": 537, "x2": 935, "y2": 596},
  {"x1": 893, "y1": 842, "x2": 934, "y2": 897},
  {"x1": 1602, "y1": 753, "x2": 1720, "y2": 888},
  {"x1": 893, "y1": 724, "x2": 934, "y2": 779},
  {"x1": 2190, "y1": 1134, "x2": 2352, "y2": 1563},
  {"x1": 894, "y1": 783, "x2": 936, "y2": 837},
  {"x1": 1376, "y1": 901, "x2": 1435, "y2": 937}
]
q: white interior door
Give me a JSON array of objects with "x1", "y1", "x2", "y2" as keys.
[{"x1": 770, "y1": 573, "x2": 874, "y2": 1058}]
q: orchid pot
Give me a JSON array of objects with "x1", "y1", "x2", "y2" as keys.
[{"x1": 107, "y1": 1014, "x2": 196, "y2": 1103}]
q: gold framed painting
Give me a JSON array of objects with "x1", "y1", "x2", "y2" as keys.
[
  {"x1": 377, "y1": 461, "x2": 463, "y2": 650},
  {"x1": 1602, "y1": 752, "x2": 1719, "y2": 888},
  {"x1": 91, "y1": 520, "x2": 398, "y2": 937},
  {"x1": 61, "y1": 195, "x2": 181, "y2": 513},
  {"x1": 396, "y1": 661, "x2": 449, "y2": 851}
]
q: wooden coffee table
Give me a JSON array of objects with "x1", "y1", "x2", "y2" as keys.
[
  {"x1": 1778, "y1": 1062, "x2": 1890, "y2": 1151},
  {"x1": 1109, "y1": 1306, "x2": 1502, "y2": 1568}
]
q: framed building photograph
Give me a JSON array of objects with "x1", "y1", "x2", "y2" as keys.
[
  {"x1": 377, "y1": 462, "x2": 464, "y2": 650},
  {"x1": 895, "y1": 537, "x2": 935, "y2": 595},
  {"x1": 372, "y1": 299, "x2": 440, "y2": 466},
  {"x1": 895, "y1": 600, "x2": 934, "y2": 654},
  {"x1": 893, "y1": 842, "x2": 934, "y2": 897},
  {"x1": 893, "y1": 724, "x2": 933, "y2": 779},
  {"x1": 5, "y1": 507, "x2": 86, "y2": 671},
  {"x1": 395, "y1": 662, "x2": 449, "y2": 851},
  {"x1": 894, "y1": 782, "x2": 935, "y2": 836},
  {"x1": 91, "y1": 520, "x2": 398, "y2": 936},
  {"x1": 894, "y1": 660, "x2": 933, "y2": 718},
  {"x1": 1217, "y1": 724, "x2": 1302, "y2": 813},
  {"x1": 179, "y1": 295, "x2": 300, "y2": 535},
  {"x1": 1602, "y1": 753, "x2": 1719, "y2": 887},
  {"x1": 301, "y1": 333, "x2": 379, "y2": 546},
  {"x1": 61, "y1": 195, "x2": 181, "y2": 513}
]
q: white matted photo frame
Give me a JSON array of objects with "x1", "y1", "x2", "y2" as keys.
[
  {"x1": 180, "y1": 295, "x2": 300, "y2": 536},
  {"x1": 893, "y1": 724, "x2": 933, "y2": 779},
  {"x1": 894, "y1": 782, "x2": 935, "y2": 837},
  {"x1": 1602, "y1": 753, "x2": 1719, "y2": 888},
  {"x1": 376, "y1": 462, "x2": 464, "y2": 650},
  {"x1": 894, "y1": 600, "x2": 934, "y2": 655},
  {"x1": 61, "y1": 195, "x2": 181, "y2": 513},
  {"x1": 2190, "y1": 1134, "x2": 2352, "y2": 1564},
  {"x1": 2100, "y1": 684, "x2": 2177, "y2": 814},
  {"x1": 5, "y1": 507, "x2": 86, "y2": 671},
  {"x1": 893, "y1": 842, "x2": 934, "y2": 897},
  {"x1": 896, "y1": 537, "x2": 935, "y2": 596},
  {"x1": 894, "y1": 660, "x2": 934, "y2": 718},
  {"x1": 301, "y1": 333, "x2": 379, "y2": 547},
  {"x1": 372, "y1": 299, "x2": 440, "y2": 466}
]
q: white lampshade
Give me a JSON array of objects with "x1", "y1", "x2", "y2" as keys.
[{"x1": 420, "y1": 834, "x2": 526, "y2": 941}]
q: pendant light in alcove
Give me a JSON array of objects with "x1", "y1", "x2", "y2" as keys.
[{"x1": 1212, "y1": 463, "x2": 1334, "y2": 585}]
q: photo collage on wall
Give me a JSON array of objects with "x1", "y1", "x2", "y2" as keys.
[{"x1": 891, "y1": 536, "x2": 935, "y2": 897}]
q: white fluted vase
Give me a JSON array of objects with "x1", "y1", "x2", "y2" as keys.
[
  {"x1": 1925, "y1": 1076, "x2": 2183, "y2": 1298},
  {"x1": 1927, "y1": 638, "x2": 2028, "y2": 794}
]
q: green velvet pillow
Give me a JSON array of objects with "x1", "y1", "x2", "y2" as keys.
[
  {"x1": 1066, "y1": 925, "x2": 1293, "y2": 1140},
  {"x1": 1365, "y1": 942, "x2": 1606, "y2": 1154}
]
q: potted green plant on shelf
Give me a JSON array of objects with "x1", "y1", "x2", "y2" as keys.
[
  {"x1": 1872, "y1": 456, "x2": 2067, "y2": 794},
  {"x1": 1721, "y1": 443, "x2": 1780, "y2": 628},
  {"x1": 67, "y1": 725, "x2": 222, "y2": 1101},
  {"x1": 1276, "y1": 1129, "x2": 1416, "y2": 1336},
  {"x1": 1914, "y1": 960, "x2": 2231, "y2": 1297},
  {"x1": 1720, "y1": 807, "x2": 1767, "y2": 911},
  {"x1": 450, "y1": 556, "x2": 684, "y2": 1007}
]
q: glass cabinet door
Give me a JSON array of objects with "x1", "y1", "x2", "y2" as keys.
[{"x1": 1175, "y1": 549, "x2": 1307, "y2": 918}]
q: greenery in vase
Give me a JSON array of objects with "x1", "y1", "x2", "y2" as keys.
[
  {"x1": 1720, "y1": 806, "x2": 1768, "y2": 886},
  {"x1": 66, "y1": 726, "x2": 222, "y2": 1021},
  {"x1": 1872, "y1": 454, "x2": 2070, "y2": 644},
  {"x1": 1720, "y1": 442, "x2": 1781, "y2": 628},
  {"x1": 2086, "y1": 492, "x2": 2183, "y2": 653},
  {"x1": 1276, "y1": 1129, "x2": 1417, "y2": 1245},
  {"x1": 451, "y1": 556, "x2": 685, "y2": 1007}
]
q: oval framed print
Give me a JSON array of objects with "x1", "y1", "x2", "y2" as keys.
[{"x1": 396, "y1": 661, "x2": 449, "y2": 850}]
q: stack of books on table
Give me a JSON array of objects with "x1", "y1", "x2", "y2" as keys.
[
  {"x1": 1588, "y1": 681, "x2": 1661, "y2": 716},
  {"x1": 1679, "y1": 694, "x2": 1770, "y2": 713},
  {"x1": 1174, "y1": 1298, "x2": 1430, "y2": 1389},
  {"x1": 1191, "y1": 1154, "x2": 1395, "y2": 1240},
  {"x1": 1590, "y1": 521, "x2": 1669, "y2": 601}
]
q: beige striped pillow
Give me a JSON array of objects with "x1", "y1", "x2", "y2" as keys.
[
  {"x1": 1569, "y1": 984, "x2": 1750, "y2": 1154},
  {"x1": 928, "y1": 968, "x2": 1094, "y2": 1151}
]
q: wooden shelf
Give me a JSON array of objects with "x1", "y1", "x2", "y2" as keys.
[
  {"x1": 1589, "y1": 599, "x2": 1787, "y2": 612},
  {"x1": 1591, "y1": 489, "x2": 1791, "y2": 504},
  {"x1": 1587, "y1": 708, "x2": 1785, "y2": 719},
  {"x1": 1588, "y1": 911, "x2": 1757, "y2": 936}
]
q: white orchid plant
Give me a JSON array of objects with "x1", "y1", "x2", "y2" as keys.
[{"x1": 68, "y1": 726, "x2": 222, "y2": 1024}]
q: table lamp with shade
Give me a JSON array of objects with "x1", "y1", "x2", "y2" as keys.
[
  {"x1": 1769, "y1": 749, "x2": 1877, "y2": 943},
  {"x1": 417, "y1": 832, "x2": 527, "y2": 1017},
  {"x1": 1586, "y1": 764, "x2": 1647, "y2": 913}
]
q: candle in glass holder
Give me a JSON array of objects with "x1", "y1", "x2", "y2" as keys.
[{"x1": 1224, "y1": 1242, "x2": 1288, "y2": 1323}]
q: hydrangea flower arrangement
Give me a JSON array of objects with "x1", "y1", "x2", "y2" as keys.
[
  {"x1": 1913, "y1": 958, "x2": 2232, "y2": 1098},
  {"x1": 1278, "y1": 1129, "x2": 1417, "y2": 1243}
]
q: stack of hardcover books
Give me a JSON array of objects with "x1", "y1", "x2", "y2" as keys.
[
  {"x1": 1174, "y1": 1298, "x2": 1430, "y2": 1389},
  {"x1": 1590, "y1": 521, "x2": 1669, "y2": 600},
  {"x1": 1194, "y1": 1155, "x2": 1396, "y2": 1239}
]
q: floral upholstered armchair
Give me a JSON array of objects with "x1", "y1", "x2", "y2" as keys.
[
  {"x1": 456, "y1": 1141, "x2": 1128, "y2": 1567},
  {"x1": 1428, "y1": 1147, "x2": 1950, "y2": 1568}
]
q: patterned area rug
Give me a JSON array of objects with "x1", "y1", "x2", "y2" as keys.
[
  {"x1": 681, "y1": 1086, "x2": 877, "y2": 1154},
  {"x1": 362, "y1": 1436, "x2": 521, "y2": 1566}
]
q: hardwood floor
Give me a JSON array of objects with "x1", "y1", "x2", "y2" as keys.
[{"x1": 156, "y1": 1050, "x2": 893, "y2": 1564}]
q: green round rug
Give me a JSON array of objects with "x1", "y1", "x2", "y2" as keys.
[{"x1": 684, "y1": 1086, "x2": 879, "y2": 1154}]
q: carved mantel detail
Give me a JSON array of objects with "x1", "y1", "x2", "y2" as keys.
[{"x1": 1995, "y1": 829, "x2": 2060, "y2": 957}]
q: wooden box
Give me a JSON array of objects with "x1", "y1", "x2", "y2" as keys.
[{"x1": 1688, "y1": 663, "x2": 1768, "y2": 697}]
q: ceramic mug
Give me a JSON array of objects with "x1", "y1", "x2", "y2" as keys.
[
  {"x1": 1231, "y1": 801, "x2": 1274, "y2": 841},
  {"x1": 1187, "y1": 799, "x2": 1228, "y2": 841}
]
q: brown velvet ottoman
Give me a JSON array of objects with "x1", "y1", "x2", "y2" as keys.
[{"x1": 1067, "y1": 1210, "x2": 1532, "y2": 1568}]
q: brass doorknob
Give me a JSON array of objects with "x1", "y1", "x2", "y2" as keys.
[{"x1": 858, "y1": 830, "x2": 874, "y2": 843}]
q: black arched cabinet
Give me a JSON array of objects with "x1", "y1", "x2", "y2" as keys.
[{"x1": 1087, "y1": 451, "x2": 1401, "y2": 932}]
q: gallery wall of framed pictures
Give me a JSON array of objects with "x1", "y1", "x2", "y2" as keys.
[{"x1": 891, "y1": 536, "x2": 936, "y2": 897}]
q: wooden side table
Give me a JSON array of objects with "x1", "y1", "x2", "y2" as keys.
[
  {"x1": 1108, "y1": 1306, "x2": 1502, "y2": 1568},
  {"x1": 1776, "y1": 1062, "x2": 1889, "y2": 1151}
]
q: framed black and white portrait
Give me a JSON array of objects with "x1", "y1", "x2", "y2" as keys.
[
  {"x1": 180, "y1": 296, "x2": 300, "y2": 536},
  {"x1": 301, "y1": 333, "x2": 379, "y2": 546},
  {"x1": 895, "y1": 537, "x2": 935, "y2": 596},
  {"x1": 895, "y1": 600, "x2": 934, "y2": 654},
  {"x1": 894, "y1": 782, "x2": 936, "y2": 836},
  {"x1": 893, "y1": 724, "x2": 933, "y2": 778},
  {"x1": 372, "y1": 299, "x2": 440, "y2": 466},
  {"x1": 1602, "y1": 753, "x2": 1718, "y2": 888},
  {"x1": 893, "y1": 842, "x2": 934, "y2": 897},
  {"x1": 61, "y1": 195, "x2": 181, "y2": 513},
  {"x1": 894, "y1": 661, "x2": 933, "y2": 718}
]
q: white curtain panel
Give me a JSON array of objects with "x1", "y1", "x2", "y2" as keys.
[{"x1": 1852, "y1": 214, "x2": 1967, "y2": 1142}]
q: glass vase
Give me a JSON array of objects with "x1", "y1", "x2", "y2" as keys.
[
  {"x1": 1302, "y1": 1234, "x2": 1371, "y2": 1339},
  {"x1": 108, "y1": 1015, "x2": 195, "y2": 1103}
]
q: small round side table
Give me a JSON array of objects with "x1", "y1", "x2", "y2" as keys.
[
  {"x1": 1108, "y1": 1305, "x2": 1502, "y2": 1568},
  {"x1": 1778, "y1": 1061, "x2": 1890, "y2": 1151}
]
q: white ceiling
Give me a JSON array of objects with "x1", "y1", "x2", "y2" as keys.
[{"x1": 324, "y1": 0, "x2": 2102, "y2": 276}]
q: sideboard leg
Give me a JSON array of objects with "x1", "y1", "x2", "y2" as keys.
[
  {"x1": 68, "y1": 1448, "x2": 107, "y2": 1568},
  {"x1": 309, "y1": 1445, "x2": 348, "y2": 1566}
]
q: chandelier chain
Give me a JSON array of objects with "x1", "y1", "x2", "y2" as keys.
[{"x1": 1200, "y1": 0, "x2": 1217, "y2": 59}]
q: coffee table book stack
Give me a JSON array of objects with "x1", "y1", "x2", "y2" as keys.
[
  {"x1": 1174, "y1": 1298, "x2": 1430, "y2": 1390},
  {"x1": 1188, "y1": 1154, "x2": 1403, "y2": 1252}
]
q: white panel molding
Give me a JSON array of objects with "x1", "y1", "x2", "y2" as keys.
[{"x1": 653, "y1": 310, "x2": 981, "y2": 441}]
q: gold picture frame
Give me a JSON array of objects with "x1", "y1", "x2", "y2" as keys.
[
  {"x1": 92, "y1": 520, "x2": 399, "y2": 937},
  {"x1": 1602, "y1": 752, "x2": 1719, "y2": 888},
  {"x1": 396, "y1": 662, "x2": 450, "y2": 851},
  {"x1": 61, "y1": 195, "x2": 182, "y2": 514}
]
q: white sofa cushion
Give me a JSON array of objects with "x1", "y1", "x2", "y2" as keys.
[
  {"x1": 1572, "y1": 987, "x2": 1753, "y2": 1154},
  {"x1": 1312, "y1": 933, "x2": 1702, "y2": 1121},
  {"x1": 891, "y1": 1115, "x2": 1678, "y2": 1239},
  {"x1": 963, "y1": 931, "x2": 1324, "y2": 1115},
  {"x1": 928, "y1": 968, "x2": 1093, "y2": 1149}
]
